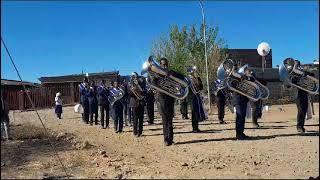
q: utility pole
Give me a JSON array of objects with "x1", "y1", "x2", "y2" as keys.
[{"x1": 199, "y1": 0, "x2": 211, "y2": 112}]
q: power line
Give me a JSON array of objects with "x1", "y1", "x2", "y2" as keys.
[{"x1": 1, "y1": 37, "x2": 71, "y2": 179}]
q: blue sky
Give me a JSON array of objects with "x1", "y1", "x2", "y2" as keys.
[{"x1": 1, "y1": 1, "x2": 319, "y2": 83}]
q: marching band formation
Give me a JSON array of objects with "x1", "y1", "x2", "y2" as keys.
[{"x1": 76, "y1": 55, "x2": 319, "y2": 146}]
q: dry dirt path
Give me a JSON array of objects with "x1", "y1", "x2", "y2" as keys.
[{"x1": 1, "y1": 103, "x2": 319, "y2": 179}]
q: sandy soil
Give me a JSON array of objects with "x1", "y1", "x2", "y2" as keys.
[{"x1": 1, "y1": 103, "x2": 319, "y2": 179}]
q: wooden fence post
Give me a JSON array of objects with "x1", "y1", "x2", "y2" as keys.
[{"x1": 18, "y1": 90, "x2": 24, "y2": 110}]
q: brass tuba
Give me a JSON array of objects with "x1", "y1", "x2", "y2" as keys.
[
  {"x1": 238, "y1": 65, "x2": 270, "y2": 100},
  {"x1": 141, "y1": 56, "x2": 189, "y2": 100},
  {"x1": 108, "y1": 87, "x2": 125, "y2": 106},
  {"x1": 279, "y1": 58, "x2": 319, "y2": 95},
  {"x1": 129, "y1": 73, "x2": 145, "y2": 100},
  {"x1": 217, "y1": 59, "x2": 262, "y2": 102}
]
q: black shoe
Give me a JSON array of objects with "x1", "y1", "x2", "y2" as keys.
[
  {"x1": 236, "y1": 133, "x2": 249, "y2": 140},
  {"x1": 253, "y1": 123, "x2": 260, "y2": 128},
  {"x1": 192, "y1": 129, "x2": 201, "y2": 133},
  {"x1": 297, "y1": 127, "x2": 305, "y2": 133},
  {"x1": 219, "y1": 120, "x2": 227, "y2": 124},
  {"x1": 164, "y1": 141, "x2": 173, "y2": 146}
]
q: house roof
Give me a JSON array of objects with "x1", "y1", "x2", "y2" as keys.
[
  {"x1": 1, "y1": 79, "x2": 40, "y2": 87},
  {"x1": 39, "y1": 71, "x2": 119, "y2": 84}
]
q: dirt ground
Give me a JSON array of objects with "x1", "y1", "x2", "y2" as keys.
[{"x1": 1, "y1": 103, "x2": 319, "y2": 179}]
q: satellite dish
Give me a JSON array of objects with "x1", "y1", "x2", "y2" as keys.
[{"x1": 257, "y1": 42, "x2": 271, "y2": 57}]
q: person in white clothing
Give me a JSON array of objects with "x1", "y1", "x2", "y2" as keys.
[{"x1": 55, "y1": 92, "x2": 63, "y2": 119}]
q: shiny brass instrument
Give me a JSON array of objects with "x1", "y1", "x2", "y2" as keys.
[
  {"x1": 214, "y1": 80, "x2": 234, "y2": 113},
  {"x1": 279, "y1": 59, "x2": 319, "y2": 95},
  {"x1": 217, "y1": 59, "x2": 262, "y2": 102},
  {"x1": 187, "y1": 66, "x2": 201, "y2": 94},
  {"x1": 238, "y1": 65, "x2": 270, "y2": 100},
  {"x1": 141, "y1": 56, "x2": 189, "y2": 100},
  {"x1": 129, "y1": 73, "x2": 145, "y2": 100},
  {"x1": 108, "y1": 87, "x2": 125, "y2": 106}
]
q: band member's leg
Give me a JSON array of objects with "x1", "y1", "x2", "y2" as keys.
[
  {"x1": 191, "y1": 110, "x2": 199, "y2": 132},
  {"x1": 128, "y1": 107, "x2": 133, "y2": 126},
  {"x1": 95, "y1": 104, "x2": 98, "y2": 125},
  {"x1": 114, "y1": 113, "x2": 119, "y2": 132},
  {"x1": 251, "y1": 101, "x2": 259, "y2": 127},
  {"x1": 133, "y1": 107, "x2": 139, "y2": 136},
  {"x1": 105, "y1": 105, "x2": 110, "y2": 128},
  {"x1": 100, "y1": 105, "x2": 105, "y2": 128},
  {"x1": 235, "y1": 102, "x2": 247, "y2": 137},
  {"x1": 123, "y1": 102, "x2": 128, "y2": 126},
  {"x1": 138, "y1": 105, "x2": 144, "y2": 136},
  {"x1": 161, "y1": 113, "x2": 169, "y2": 144},
  {"x1": 83, "y1": 101, "x2": 89, "y2": 123},
  {"x1": 296, "y1": 99, "x2": 308, "y2": 132},
  {"x1": 118, "y1": 110, "x2": 124, "y2": 132},
  {"x1": 168, "y1": 115, "x2": 174, "y2": 144},
  {"x1": 217, "y1": 96, "x2": 226, "y2": 124},
  {"x1": 147, "y1": 103, "x2": 154, "y2": 124}
]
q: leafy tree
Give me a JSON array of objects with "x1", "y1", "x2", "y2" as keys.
[{"x1": 151, "y1": 24, "x2": 228, "y2": 97}]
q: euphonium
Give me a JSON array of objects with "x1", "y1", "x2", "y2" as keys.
[
  {"x1": 141, "y1": 56, "x2": 189, "y2": 100},
  {"x1": 108, "y1": 87, "x2": 125, "y2": 106},
  {"x1": 129, "y1": 73, "x2": 145, "y2": 100},
  {"x1": 279, "y1": 58, "x2": 319, "y2": 95},
  {"x1": 238, "y1": 65, "x2": 270, "y2": 100},
  {"x1": 187, "y1": 65, "x2": 201, "y2": 94},
  {"x1": 217, "y1": 59, "x2": 262, "y2": 102}
]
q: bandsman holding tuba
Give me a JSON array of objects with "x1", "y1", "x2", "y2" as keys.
[
  {"x1": 187, "y1": 66, "x2": 205, "y2": 133},
  {"x1": 280, "y1": 58, "x2": 318, "y2": 133},
  {"x1": 217, "y1": 59, "x2": 263, "y2": 139},
  {"x1": 128, "y1": 72, "x2": 147, "y2": 137}
]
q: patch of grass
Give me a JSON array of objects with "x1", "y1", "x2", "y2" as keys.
[{"x1": 10, "y1": 123, "x2": 48, "y2": 140}]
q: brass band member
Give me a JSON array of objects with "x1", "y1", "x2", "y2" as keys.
[
  {"x1": 129, "y1": 72, "x2": 146, "y2": 137},
  {"x1": 214, "y1": 79, "x2": 228, "y2": 124},
  {"x1": 79, "y1": 77, "x2": 90, "y2": 124},
  {"x1": 146, "y1": 85, "x2": 155, "y2": 125},
  {"x1": 234, "y1": 64, "x2": 251, "y2": 140},
  {"x1": 121, "y1": 79, "x2": 129, "y2": 126},
  {"x1": 151, "y1": 57, "x2": 177, "y2": 146},
  {"x1": 98, "y1": 79, "x2": 110, "y2": 129},
  {"x1": 187, "y1": 66, "x2": 205, "y2": 133},
  {"x1": 88, "y1": 80, "x2": 99, "y2": 126},
  {"x1": 111, "y1": 81, "x2": 124, "y2": 133},
  {"x1": 287, "y1": 58, "x2": 315, "y2": 133}
]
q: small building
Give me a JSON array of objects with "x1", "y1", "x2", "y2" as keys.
[
  {"x1": 1, "y1": 79, "x2": 40, "y2": 110},
  {"x1": 39, "y1": 71, "x2": 120, "y2": 103}
]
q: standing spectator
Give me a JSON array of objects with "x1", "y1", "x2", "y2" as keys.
[{"x1": 55, "y1": 92, "x2": 63, "y2": 119}]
